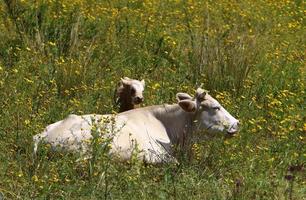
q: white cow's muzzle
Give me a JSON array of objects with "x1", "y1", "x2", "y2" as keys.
[{"x1": 227, "y1": 120, "x2": 239, "y2": 135}]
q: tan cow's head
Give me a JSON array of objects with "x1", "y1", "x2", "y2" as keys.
[{"x1": 119, "y1": 77, "x2": 145, "y2": 105}]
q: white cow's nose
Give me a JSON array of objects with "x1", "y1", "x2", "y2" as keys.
[{"x1": 227, "y1": 120, "x2": 239, "y2": 135}]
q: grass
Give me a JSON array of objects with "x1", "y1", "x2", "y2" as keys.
[{"x1": 0, "y1": 0, "x2": 305, "y2": 199}]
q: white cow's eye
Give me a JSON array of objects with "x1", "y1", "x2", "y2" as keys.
[{"x1": 213, "y1": 106, "x2": 220, "y2": 111}]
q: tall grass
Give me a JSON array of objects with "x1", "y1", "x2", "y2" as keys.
[{"x1": 0, "y1": 0, "x2": 305, "y2": 199}]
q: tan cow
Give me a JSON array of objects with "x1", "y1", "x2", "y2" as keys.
[
  {"x1": 114, "y1": 77, "x2": 145, "y2": 112},
  {"x1": 33, "y1": 88, "x2": 239, "y2": 163}
]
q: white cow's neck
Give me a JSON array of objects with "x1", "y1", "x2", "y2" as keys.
[{"x1": 152, "y1": 104, "x2": 195, "y2": 146}]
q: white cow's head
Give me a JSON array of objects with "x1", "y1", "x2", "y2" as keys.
[
  {"x1": 177, "y1": 88, "x2": 239, "y2": 135},
  {"x1": 119, "y1": 77, "x2": 145, "y2": 105}
]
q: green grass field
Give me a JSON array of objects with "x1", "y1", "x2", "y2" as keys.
[{"x1": 0, "y1": 0, "x2": 305, "y2": 199}]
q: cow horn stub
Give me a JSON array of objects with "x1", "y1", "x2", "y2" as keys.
[{"x1": 195, "y1": 88, "x2": 208, "y2": 102}]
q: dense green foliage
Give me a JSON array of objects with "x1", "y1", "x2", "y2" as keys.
[{"x1": 0, "y1": 0, "x2": 305, "y2": 199}]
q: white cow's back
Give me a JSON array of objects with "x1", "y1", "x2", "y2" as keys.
[
  {"x1": 34, "y1": 108, "x2": 172, "y2": 162},
  {"x1": 111, "y1": 108, "x2": 171, "y2": 161}
]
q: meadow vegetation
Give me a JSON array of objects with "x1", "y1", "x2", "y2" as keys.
[{"x1": 0, "y1": 0, "x2": 305, "y2": 199}]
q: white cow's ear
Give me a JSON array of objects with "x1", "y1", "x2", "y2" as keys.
[
  {"x1": 141, "y1": 79, "x2": 145, "y2": 87},
  {"x1": 121, "y1": 78, "x2": 130, "y2": 85},
  {"x1": 176, "y1": 93, "x2": 192, "y2": 101},
  {"x1": 179, "y1": 100, "x2": 196, "y2": 112}
]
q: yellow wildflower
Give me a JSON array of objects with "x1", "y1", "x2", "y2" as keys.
[{"x1": 32, "y1": 175, "x2": 39, "y2": 182}]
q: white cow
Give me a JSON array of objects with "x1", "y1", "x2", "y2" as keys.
[{"x1": 33, "y1": 88, "x2": 239, "y2": 163}]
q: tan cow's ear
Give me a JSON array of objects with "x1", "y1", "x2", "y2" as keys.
[
  {"x1": 141, "y1": 79, "x2": 145, "y2": 87},
  {"x1": 176, "y1": 93, "x2": 192, "y2": 101},
  {"x1": 121, "y1": 78, "x2": 130, "y2": 85},
  {"x1": 179, "y1": 100, "x2": 196, "y2": 112},
  {"x1": 123, "y1": 77, "x2": 131, "y2": 80}
]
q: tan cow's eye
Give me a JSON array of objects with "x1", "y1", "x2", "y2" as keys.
[{"x1": 131, "y1": 87, "x2": 136, "y2": 95}]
